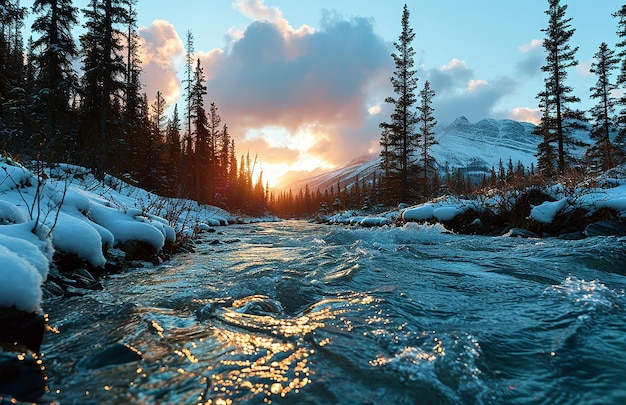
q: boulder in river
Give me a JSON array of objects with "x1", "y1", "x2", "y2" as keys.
[
  {"x1": 76, "y1": 343, "x2": 142, "y2": 370},
  {"x1": 584, "y1": 219, "x2": 626, "y2": 237}
]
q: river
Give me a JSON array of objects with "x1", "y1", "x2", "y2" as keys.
[{"x1": 40, "y1": 221, "x2": 626, "y2": 404}]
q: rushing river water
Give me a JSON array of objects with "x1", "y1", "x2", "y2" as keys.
[{"x1": 40, "y1": 221, "x2": 626, "y2": 404}]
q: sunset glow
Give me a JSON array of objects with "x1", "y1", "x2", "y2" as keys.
[{"x1": 126, "y1": 0, "x2": 622, "y2": 184}]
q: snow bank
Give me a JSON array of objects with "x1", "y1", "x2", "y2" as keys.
[
  {"x1": 530, "y1": 198, "x2": 568, "y2": 224},
  {"x1": 0, "y1": 158, "x2": 194, "y2": 312},
  {"x1": 402, "y1": 199, "x2": 475, "y2": 222},
  {"x1": 0, "y1": 221, "x2": 52, "y2": 312},
  {"x1": 529, "y1": 184, "x2": 626, "y2": 224}
]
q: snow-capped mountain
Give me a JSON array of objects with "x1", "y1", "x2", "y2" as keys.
[
  {"x1": 432, "y1": 116, "x2": 537, "y2": 172},
  {"x1": 283, "y1": 116, "x2": 591, "y2": 192}
]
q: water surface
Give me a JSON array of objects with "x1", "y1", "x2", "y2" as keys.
[{"x1": 41, "y1": 221, "x2": 626, "y2": 404}]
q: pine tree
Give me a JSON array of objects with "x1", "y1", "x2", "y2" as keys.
[
  {"x1": 192, "y1": 59, "x2": 208, "y2": 200},
  {"x1": 379, "y1": 4, "x2": 419, "y2": 204},
  {"x1": 31, "y1": 0, "x2": 79, "y2": 159},
  {"x1": 588, "y1": 42, "x2": 618, "y2": 170},
  {"x1": 535, "y1": 84, "x2": 557, "y2": 177},
  {"x1": 613, "y1": 4, "x2": 626, "y2": 157},
  {"x1": 78, "y1": 0, "x2": 128, "y2": 176},
  {"x1": 121, "y1": 0, "x2": 143, "y2": 175},
  {"x1": 151, "y1": 90, "x2": 167, "y2": 138},
  {"x1": 165, "y1": 104, "x2": 182, "y2": 194},
  {"x1": 0, "y1": 1, "x2": 29, "y2": 151},
  {"x1": 183, "y1": 30, "x2": 194, "y2": 149},
  {"x1": 539, "y1": 0, "x2": 580, "y2": 175},
  {"x1": 417, "y1": 80, "x2": 437, "y2": 198}
]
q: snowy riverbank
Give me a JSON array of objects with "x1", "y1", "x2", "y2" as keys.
[
  {"x1": 322, "y1": 165, "x2": 626, "y2": 238},
  {"x1": 0, "y1": 157, "x2": 277, "y2": 315}
]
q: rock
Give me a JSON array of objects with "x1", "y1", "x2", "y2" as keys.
[
  {"x1": 72, "y1": 268, "x2": 97, "y2": 285},
  {"x1": 0, "y1": 351, "x2": 46, "y2": 403},
  {"x1": 559, "y1": 231, "x2": 586, "y2": 240},
  {"x1": 507, "y1": 228, "x2": 539, "y2": 238},
  {"x1": 150, "y1": 255, "x2": 164, "y2": 266},
  {"x1": 76, "y1": 343, "x2": 142, "y2": 370},
  {"x1": 584, "y1": 219, "x2": 626, "y2": 237},
  {"x1": 0, "y1": 308, "x2": 45, "y2": 353},
  {"x1": 42, "y1": 281, "x2": 65, "y2": 298},
  {"x1": 118, "y1": 239, "x2": 159, "y2": 261},
  {"x1": 64, "y1": 286, "x2": 92, "y2": 297}
]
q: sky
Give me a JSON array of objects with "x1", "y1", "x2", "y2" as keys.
[{"x1": 26, "y1": 0, "x2": 625, "y2": 187}]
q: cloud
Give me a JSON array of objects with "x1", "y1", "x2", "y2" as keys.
[
  {"x1": 519, "y1": 39, "x2": 542, "y2": 53},
  {"x1": 427, "y1": 58, "x2": 473, "y2": 96},
  {"x1": 200, "y1": 8, "x2": 391, "y2": 179},
  {"x1": 577, "y1": 59, "x2": 593, "y2": 77},
  {"x1": 516, "y1": 39, "x2": 544, "y2": 78},
  {"x1": 138, "y1": 20, "x2": 185, "y2": 105},
  {"x1": 420, "y1": 59, "x2": 518, "y2": 124},
  {"x1": 509, "y1": 107, "x2": 541, "y2": 124},
  {"x1": 233, "y1": 0, "x2": 314, "y2": 39}
]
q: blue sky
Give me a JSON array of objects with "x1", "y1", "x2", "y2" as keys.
[{"x1": 28, "y1": 0, "x2": 625, "y2": 186}]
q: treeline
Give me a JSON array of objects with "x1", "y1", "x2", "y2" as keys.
[
  {"x1": 534, "y1": 0, "x2": 626, "y2": 177},
  {"x1": 269, "y1": 158, "x2": 534, "y2": 218},
  {"x1": 0, "y1": 0, "x2": 266, "y2": 214}
]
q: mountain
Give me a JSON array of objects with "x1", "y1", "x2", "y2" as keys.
[{"x1": 282, "y1": 116, "x2": 592, "y2": 193}]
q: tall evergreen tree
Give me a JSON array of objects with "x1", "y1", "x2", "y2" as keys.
[
  {"x1": 417, "y1": 80, "x2": 437, "y2": 198},
  {"x1": 538, "y1": 0, "x2": 580, "y2": 175},
  {"x1": 379, "y1": 4, "x2": 419, "y2": 204},
  {"x1": 183, "y1": 30, "x2": 194, "y2": 149},
  {"x1": 151, "y1": 90, "x2": 167, "y2": 138},
  {"x1": 534, "y1": 84, "x2": 558, "y2": 177},
  {"x1": 78, "y1": 0, "x2": 128, "y2": 175},
  {"x1": 588, "y1": 42, "x2": 619, "y2": 170},
  {"x1": 31, "y1": 0, "x2": 79, "y2": 159},
  {"x1": 164, "y1": 103, "x2": 182, "y2": 194},
  {"x1": 613, "y1": 4, "x2": 626, "y2": 155},
  {"x1": 121, "y1": 0, "x2": 143, "y2": 175},
  {"x1": 0, "y1": 1, "x2": 28, "y2": 151},
  {"x1": 190, "y1": 58, "x2": 210, "y2": 202}
]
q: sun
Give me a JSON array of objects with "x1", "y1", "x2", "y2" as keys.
[
  {"x1": 254, "y1": 162, "x2": 290, "y2": 189},
  {"x1": 252, "y1": 158, "x2": 335, "y2": 190}
]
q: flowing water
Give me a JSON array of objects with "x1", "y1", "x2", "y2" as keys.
[{"x1": 40, "y1": 221, "x2": 626, "y2": 404}]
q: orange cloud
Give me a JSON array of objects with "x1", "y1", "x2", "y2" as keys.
[
  {"x1": 509, "y1": 107, "x2": 541, "y2": 124},
  {"x1": 138, "y1": 20, "x2": 184, "y2": 105},
  {"x1": 233, "y1": 0, "x2": 314, "y2": 39}
]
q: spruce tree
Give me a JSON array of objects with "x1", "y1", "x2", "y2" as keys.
[
  {"x1": 538, "y1": 0, "x2": 580, "y2": 175},
  {"x1": 613, "y1": 4, "x2": 626, "y2": 156},
  {"x1": 78, "y1": 0, "x2": 128, "y2": 175},
  {"x1": 417, "y1": 80, "x2": 437, "y2": 198},
  {"x1": 165, "y1": 104, "x2": 182, "y2": 195},
  {"x1": 0, "y1": 1, "x2": 28, "y2": 151},
  {"x1": 190, "y1": 58, "x2": 210, "y2": 202},
  {"x1": 31, "y1": 0, "x2": 79, "y2": 159},
  {"x1": 379, "y1": 4, "x2": 419, "y2": 204},
  {"x1": 588, "y1": 42, "x2": 618, "y2": 170}
]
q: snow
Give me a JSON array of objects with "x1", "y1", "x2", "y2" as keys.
[
  {"x1": 0, "y1": 157, "x2": 238, "y2": 313},
  {"x1": 530, "y1": 198, "x2": 568, "y2": 224},
  {"x1": 402, "y1": 198, "x2": 476, "y2": 222},
  {"x1": 401, "y1": 173, "x2": 626, "y2": 227}
]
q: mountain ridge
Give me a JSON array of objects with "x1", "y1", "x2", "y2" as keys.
[{"x1": 280, "y1": 116, "x2": 544, "y2": 193}]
